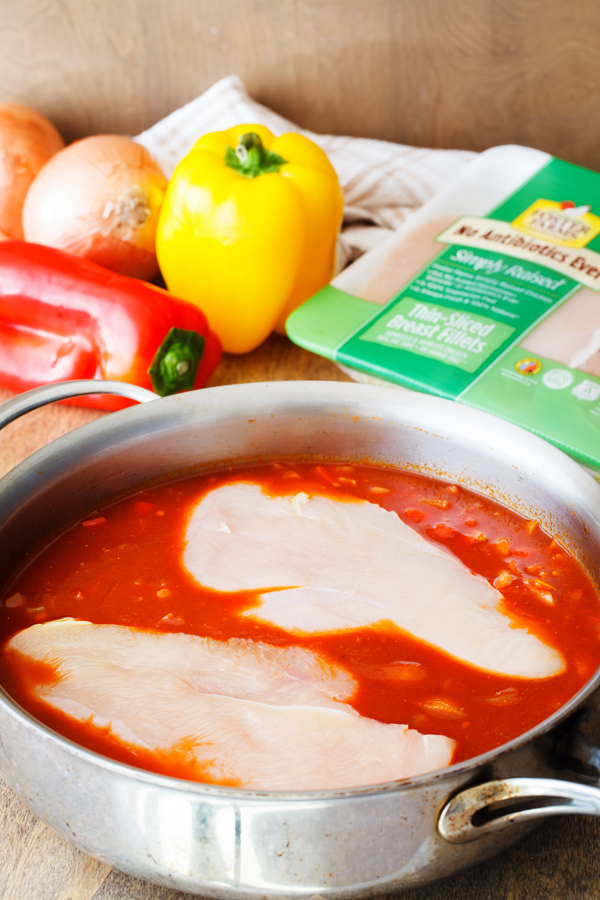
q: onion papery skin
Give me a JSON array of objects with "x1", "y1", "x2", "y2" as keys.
[
  {"x1": 22, "y1": 135, "x2": 167, "y2": 281},
  {"x1": 0, "y1": 103, "x2": 65, "y2": 241}
]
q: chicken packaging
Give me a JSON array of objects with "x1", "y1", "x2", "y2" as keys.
[{"x1": 287, "y1": 145, "x2": 600, "y2": 475}]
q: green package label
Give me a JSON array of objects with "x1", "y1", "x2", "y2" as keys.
[
  {"x1": 461, "y1": 347, "x2": 600, "y2": 470},
  {"x1": 359, "y1": 295, "x2": 515, "y2": 373},
  {"x1": 337, "y1": 241, "x2": 578, "y2": 399}
]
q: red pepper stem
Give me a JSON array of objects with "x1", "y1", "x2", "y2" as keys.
[{"x1": 148, "y1": 327, "x2": 206, "y2": 396}]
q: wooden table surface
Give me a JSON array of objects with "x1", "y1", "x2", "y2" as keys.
[{"x1": 2, "y1": 335, "x2": 600, "y2": 899}]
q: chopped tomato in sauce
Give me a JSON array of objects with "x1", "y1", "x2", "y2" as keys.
[{"x1": 1, "y1": 461, "x2": 599, "y2": 777}]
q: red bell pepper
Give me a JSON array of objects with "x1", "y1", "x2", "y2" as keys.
[{"x1": 0, "y1": 241, "x2": 222, "y2": 410}]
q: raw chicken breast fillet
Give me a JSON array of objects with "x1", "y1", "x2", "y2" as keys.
[
  {"x1": 11, "y1": 618, "x2": 357, "y2": 709},
  {"x1": 358, "y1": 215, "x2": 458, "y2": 304},
  {"x1": 183, "y1": 483, "x2": 564, "y2": 679},
  {"x1": 6, "y1": 619, "x2": 455, "y2": 789},
  {"x1": 520, "y1": 287, "x2": 600, "y2": 376}
]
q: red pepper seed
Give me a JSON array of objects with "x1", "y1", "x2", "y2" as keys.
[{"x1": 82, "y1": 517, "x2": 107, "y2": 528}]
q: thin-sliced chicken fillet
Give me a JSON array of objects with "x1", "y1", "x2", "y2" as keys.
[
  {"x1": 11, "y1": 618, "x2": 356, "y2": 709},
  {"x1": 520, "y1": 287, "x2": 600, "y2": 371},
  {"x1": 6, "y1": 620, "x2": 455, "y2": 789},
  {"x1": 183, "y1": 483, "x2": 564, "y2": 679},
  {"x1": 336, "y1": 215, "x2": 458, "y2": 306}
]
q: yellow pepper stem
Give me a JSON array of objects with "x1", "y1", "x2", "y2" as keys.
[{"x1": 225, "y1": 132, "x2": 288, "y2": 179}]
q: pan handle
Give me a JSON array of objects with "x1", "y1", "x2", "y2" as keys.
[
  {"x1": 0, "y1": 379, "x2": 158, "y2": 431},
  {"x1": 438, "y1": 776, "x2": 600, "y2": 843}
]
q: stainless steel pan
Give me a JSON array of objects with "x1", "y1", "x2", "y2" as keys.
[{"x1": 2, "y1": 378, "x2": 600, "y2": 897}]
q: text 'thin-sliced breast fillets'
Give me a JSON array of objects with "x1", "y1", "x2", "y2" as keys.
[{"x1": 183, "y1": 482, "x2": 564, "y2": 679}]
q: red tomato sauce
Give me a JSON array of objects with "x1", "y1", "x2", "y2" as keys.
[{"x1": 1, "y1": 461, "x2": 600, "y2": 780}]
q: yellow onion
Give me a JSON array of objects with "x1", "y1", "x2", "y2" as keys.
[
  {"x1": 0, "y1": 103, "x2": 65, "y2": 241},
  {"x1": 22, "y1": 135, "x2": 167, "y2": 281}
]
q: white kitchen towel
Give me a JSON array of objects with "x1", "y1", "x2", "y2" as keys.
[{"x1": 135, "y1": 75, "x2": 476, "y2": 269}]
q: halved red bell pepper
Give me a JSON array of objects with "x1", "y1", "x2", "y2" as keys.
[{"x1": 0, "y1": 241, "x2": 222, "y2": 410}]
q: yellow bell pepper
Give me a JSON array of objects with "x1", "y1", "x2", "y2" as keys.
[{"x1": 156, "y1": 124, "x2": 343, "y2": 354}]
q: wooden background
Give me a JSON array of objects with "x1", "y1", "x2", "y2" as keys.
[
  {"x1": 1, "y1": 0, "x2": 600, "y2": 168},
  {"x1": 2, "y1": 0, "x2": 600, "y2": 897}
]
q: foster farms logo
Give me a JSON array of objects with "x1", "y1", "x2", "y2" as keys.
[{"x1": 512, "y1": 200, "x2": 600, "y2": 249}]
